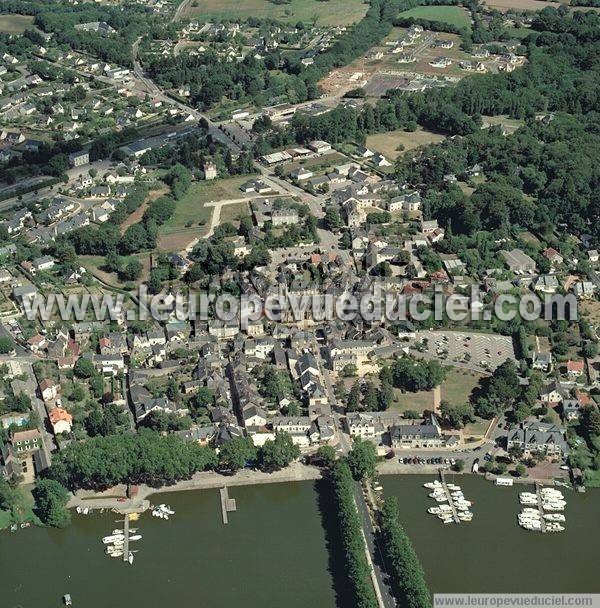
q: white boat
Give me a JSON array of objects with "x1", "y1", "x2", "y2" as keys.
[
  {"x1": 546, "y1": 523, "x2": 565, "y2": 532},
  {"x1": 109, "y1": 551, "x2": 124, "y2": 558},
  {"x1": 128, "y1": 534, "x2": 142, "y2": 541},
  {"x1": 542, "y1": 503, "x2": 565, "y2": 511},
  {"x1": 543, "y1": 513, "x2": 565, "y2": 522},
  {"x1": 424, "y1": 481, "x2": 442, "y2": 489},
  {"x1": 428, "y1": 507, "x2": 442, "y2": 514},
  {"x1": 128, "y1": 552, "x2": 134, "y2": 565},
  {"x1": 112, "y1": 529, "x2": 124, "y2": 535},
  {"x1": 102, "y1": 534, "x2": 125, "y2": 544},
  {"x1": 447, "y1": 484, "x2": 461, "y2": 491},
  {"x1": 158, "y1": 504, "x2": 175, "y2": 515},
  {"x1": 457, "y1": 511, "x2": 473, "y2": 521}
]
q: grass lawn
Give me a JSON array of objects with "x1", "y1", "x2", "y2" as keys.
[
  {"x1": 158, "y1": 176, "x2": 251, "y2": 251},
  {"x1": 182, "y1": 0, "x2": 368, "y2": 26},
  {"x1": 391, "y1": 388, "x2": 435, "y2": 414},
  {"x1": 441, "y1": 368, "x2": 483, "y2": 406},
  {"x1": 0, "y1": 509, "x2": 12, "y2": 529},
  {"x1": 398, "y1": 6, "x2": 471, "y2": 30},
  {"x1": 482, "y1": 114, "x2": 525, "y2": 134},
  {"x1": 80, "y1": 254, "x2": 151, "y2": 289},
  {"x1": 220, "y1": 201, "x2": 250, "y2": 225},
  {"x1": 0, "y1": 14, "x2": 35, "y2": 33},
  {"x1": 366, "y1": 128, "x2": 446, "y2": 160}
]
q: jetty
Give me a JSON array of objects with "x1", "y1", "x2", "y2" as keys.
[
  {"x1": 220, "y1": 487, "x2": 237, "y2": 524},
  {"x1": 438, "y1": 470, "x2": 460, "y2": 524},
  {"x1": 122, "y1": 513, "x2": 130, "y2": 561},
  {"x1": 535, "y1": 484, "x2": 548, "y2": 533}
]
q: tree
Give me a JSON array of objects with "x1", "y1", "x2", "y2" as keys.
[
  {"x1": 452, "y1": 459, "x2": 465, "y2": 472},
  {"x1": 583, "y1": 406, "x2": 600, "y2": 437},
  {"x1": 341, "y1": 363, "x2": 358, "y2": 377},
  {"x1": 120, "y1": 258, "x2": 143, "y2": 282},
  {"x1": 33, "y1": 479, "x2": 71, "y2": 528},
  {"x1": 346, "y1": 437, "x2": 377, "y2": 480},
  {"x1": 347, "y1": 381, "x2": 361, "y2": 412},
  {"x1": 515, "y1": 464, "x2": 527, "y2": 478},
  {"x1": 316, "y1": 444, "x2": 336, "y2": 468},
  {"x1": 324, "y1": 207, "x2": 342, "y2": 231},
  {"x1": 439, "y1": 402, "x2": 474, "y2": 429},
  {"x1": 379, "y1": 497, "x2": 431, "y2": 608},
  {"x1": 257, "y1": 432, "x2": 300, "y2": 472},
  {"x1": 0, "y1": 336, "x2": 14, "y2": 354},
  {"x1": 73, "y1": 358, "x2": 96, "y2": 379},
  {"x1": 218, "y1": 437, "x2": 257, "y2": 472}
]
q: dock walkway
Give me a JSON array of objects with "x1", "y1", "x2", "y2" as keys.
[
  {"x1": 439, "y1": 470, "x2": 460, "y2": 524},
  {"x1": 220, "y1": 487, "x2": 237, "y2": 524},
  {"x1": 535, "y1": 483, "x2": 548, "y2": 533},
  {"x1": 122, "y1": 515, "x2": 130, "y2": 561}
]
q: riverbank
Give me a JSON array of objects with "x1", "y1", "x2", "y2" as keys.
[{"x1": 68, "y1": 462, "x2": 323, "y2": 511}]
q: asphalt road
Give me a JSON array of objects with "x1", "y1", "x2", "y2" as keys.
[{"x1": 353, "y1": 482, "x2": 397, "y2": 608}]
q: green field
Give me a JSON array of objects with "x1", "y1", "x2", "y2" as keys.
[
  {"x1": 440, "y1": 368, "x2": 483, "y2": 406},
  {"x1": 181, "y1": 0, "x2": 368, "y2": 26},
  {"x1": 366, "y1": 127, "x2": 446, "y2": 160},
  {"x1": 398, "y1": 6, "x2": 471, "y2": 30},
  {"x1": 158, "y1": 177, "x2": 252, "y2": 250},
  {"x1": 0, "y1": 14, "x2": 35, "y2": 34}
]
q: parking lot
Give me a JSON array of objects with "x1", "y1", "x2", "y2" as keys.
[{"x1": 409, "y1": 330, "x2": 516, "y2": 373}]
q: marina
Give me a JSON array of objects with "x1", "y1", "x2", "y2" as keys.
[
  {"x1": 517, "y1": 485, "x2": 567, "y2": 533},
  {"x1": 0, "y1": 482, "x2": 340, "y2": 608},
  {"x1": 423, "y1": 471, "x2": 473, "y2": 524},
  {"x1": 384, "y1": 475, "x2": 596, "y2": 593}
]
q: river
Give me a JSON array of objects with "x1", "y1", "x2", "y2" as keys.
[
  {"x1": 2, "y1": 475, "x2": 598, "y2": 607},
  {"x1": 0, "y1": 481, "x2": 344, "y2": 608},
  {"x1": 382, "y1": 474, "x2": 600, "y2": 593}
]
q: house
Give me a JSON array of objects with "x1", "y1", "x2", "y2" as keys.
[
  {"x1": 574, "y1": 281, "x2": 596, "y2": 299},
  {"x1": 390, "y1": 415, "x2": 447, "y2": 449},
  {"x1": 31, "y1": 255, "x2": 55, "y2": 273},
  {"x1": 533, "y1": 274, "x2": 559, "y2": 294},
  {"x1": 561, "y1": 399, "x2": 581, "y2": 422},
  {"x1": 588, "y1": 250, "x2": 599, "y2": 263},
  {"x1": 48, "y1": 407, "x2": 73, "y2": 434},
  {"x1": 27, "y1": 334, "x2": 47, "y2": 353},
  {"x1": 39, "y1": 379, "x2": 60, "y2": 402},
  {"x1": 420, "y1": 219, "x2": 438, "y2": 234},
  {"x1": 69, "y1": 150, "x2": 89, "y2": 167},
  {"x1": 11, "y1": 429, "x2": 41, "y2": 454},
  {"x1": 372, "y1": 153, "x2": 391, "y2": 168},
  {"x1": 507, "y1": 421, "x2": 568, "y2": 457},
  {"x1": 532, "y1": 349, "x2": 552, "y2": 373},
  {"x1": 203, "y1": 162, "x2": 217, "y2": 180},
  {"x1": 543, "y1": 247, "x2": 563, "y2": 267},
  {"x1": 566, "y1": 360, "x2": 585, "y2": 378},
  {"x1": 308, "y1": 140, "x2": 332, "y2": 154},
  {"x1": 243, "y1": 404, "x2": 267, "y2": 427},
  {"x1": 290, "y1": 167, "x2": 313, "y2": 181},
  {"x1": 539, "y1": 381, "x2": 565, "y2": 403},
  {"x1": 500, "y1": 248, "x2": 536, "y2": 274}
]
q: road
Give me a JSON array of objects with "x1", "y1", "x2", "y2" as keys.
[
  {"x1": 353, "y1": 482, "x2": 397, "y2": 608},
  {"x1": 171, "y1": 0, "x2": 193, "y2": 23}
]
